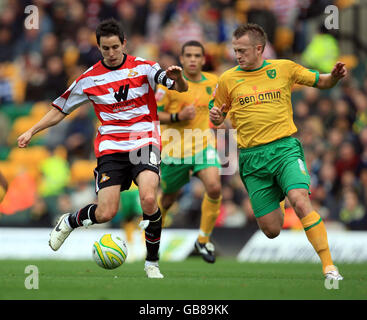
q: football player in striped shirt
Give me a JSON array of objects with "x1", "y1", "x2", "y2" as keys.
[
  {"x1": 156, "y1": 41, "x2": 222, "y2": 263},
  {"x1": 17, "y1": 18, "x2": 188, "y2": 279},
  {"x1": 210, "y1": 23, "x2": 346, "y2": 280}
]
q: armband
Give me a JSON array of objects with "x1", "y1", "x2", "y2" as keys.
[{"x1": 170, "y1": 113, "x2": 180, "y2": 123}]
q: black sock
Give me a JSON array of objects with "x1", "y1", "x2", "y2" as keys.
[
  {"x1": 68, "y1": 204, "x2": 97, "y2": 228},
  {"x1": 144, "y1": 208, "x2": 162, "y2": 262}
]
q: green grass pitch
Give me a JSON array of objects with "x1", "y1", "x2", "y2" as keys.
[{"x1": 1, "y1": 258, "x2": 366, "y2": 300}]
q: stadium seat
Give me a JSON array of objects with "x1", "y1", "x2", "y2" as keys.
[
  {"x1": 1, "y1": 62, "x2": 26, "y2": 104},
  {"x1": 274, "y1": 26, "x2": 294, "y2": 52},
  {"x1": 70, "y1": 159, "x2": 97, "y2": 185},
  {"x1": 339, "y1": 54, "x2": 358, "y2": 70},
  {"x1": 0, "y1": 103, "x2": 33, "y2": 124},
  {"x1": 30, "y1": 102, "x2": 50, "y2": 121},
  {"x1": 335, "y1": 0, "x2": 356, "y2": 9},
  {"x1": 0, "y1": 161, "x2": 20, "y2": 182},
  {"x1": 8, "y1": 116, "x2": 44, "y2": 144}
]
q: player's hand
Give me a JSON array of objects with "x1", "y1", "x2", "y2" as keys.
[
  {"x1": 209, "y1": 104, "x2": 226, "y2": 125},
  {"x1": 331, "y1": 62, "x2": 347, "y2": 80},
  {"x1": 17, "y1": 131, "x2": 32, "y2": 148},
  {"x1": 179, "y1": 104, "x2": 196, "y2": 121},
  {"x1": 165, "y1": 66, "x2": 183, "y2": 81}
]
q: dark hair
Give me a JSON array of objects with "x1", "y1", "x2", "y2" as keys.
[
  {"x1": 96, "y1": 18, "x2": 124, "y2": 45},
  {"x1": 233, "y1": 23, "x2": 267, "y2": 53},
  {"x1": 181, "y1": 40, "x2": 205, "y2": 56}
]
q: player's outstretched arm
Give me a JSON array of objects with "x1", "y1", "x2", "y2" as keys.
[
  {"x1": 165, "y1": 66, "x2": 188, "y2": 92},
  {"x1": 316, "y1": 62, "x2": 347, "y2": 89},
  {"x1": 158, "y1": 104, "x2": 196, "y2": 124},
  {"x1": 209, "y1": 104, "x2": 227, "y2": 126},
  {"x1": 17, "y1": 107, "x2": 66, "y2": 148}
]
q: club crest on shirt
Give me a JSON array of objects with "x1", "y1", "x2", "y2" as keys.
[
  {"x1": 100, "y1": 173, "x2": 110, "y2": 183},
  {"x1": 128, "y1": 69, "x2": 139, "y2": 77},
  {"x1": 266, "y1": 69, "x2": 277, "y2": 79},
  {"x1": 206, "y1": 86, "x2": 212, "y2": 95}
]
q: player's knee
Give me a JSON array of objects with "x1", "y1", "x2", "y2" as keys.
[
  {"x1": 291, "y1": 197, "x2": 310, "y2": 216},
  {"x1": 206, "y1": 183, "x2": 221, "y2": 199},
  {"x1": 262, "y1": 227, "x2": 281, "y2": 239},
  {"x1": 96, "y1": 205, "x2": 118, "y2": 223},
  {"x1": 140, "y1": 193, "x2": 157, "y2": 213}
]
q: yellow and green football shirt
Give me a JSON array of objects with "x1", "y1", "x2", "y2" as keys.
[
  {"x1": 157, "y1": 72, "x2": 218, "y2": 159},
  {"x1": 211, "y1": 59, "x2": 319, "y2": 148}
]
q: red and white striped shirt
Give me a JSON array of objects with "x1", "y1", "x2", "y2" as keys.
[{"x1": 52, "y1": 54, "x2": 174, "y2": 158}]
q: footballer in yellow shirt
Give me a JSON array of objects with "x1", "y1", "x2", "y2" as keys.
[
  {"x1": 212, "y1": 58, "x2": 319, "y2": 148},
  {"x1": 210, "y1": 23, "x2": 346, "y2": 279},
  {"x1": 156, "y1": 41, "x2": 222, "y2": 263}
]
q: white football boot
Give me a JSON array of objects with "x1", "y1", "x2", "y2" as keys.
[
  {"x1": 324, "y1": 265, "x2": 344, "y2": 280},
  {"x1": 144, "y1": 264, "x2": 164, "y2": 279},
  {"x1": 49, "y1": 213, "x2": 73, "y2": 251}
]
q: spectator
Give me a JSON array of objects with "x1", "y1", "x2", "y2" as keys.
[
  {"x1": 246, "y1": 0, "x2": 277, "y2": 45},
  {"x1": 43, "y1": 56, "x2": 68, "y2": 101},
  {"x1": 0, "y1": 63, "x2": 12, "y2": 104},
  {"x1": 75, "y1": 27, "x2": 101, "y2": 68},
  {"x1": 335, "y1": 141, "x2": 360, "y2": 180},
  {"x1": 339, "y1": 188, "x2": 367, "y2": 230},
  {"x1": 64, "y1": 105, "x2": 95, "y2": 162},
  {"x1": 0, "y1": 26, "x2": 14, "y2": 62}
]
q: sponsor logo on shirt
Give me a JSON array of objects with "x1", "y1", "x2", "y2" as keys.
[{"x1": 238, "y1": 86, "x2": 281, "y2": 106}]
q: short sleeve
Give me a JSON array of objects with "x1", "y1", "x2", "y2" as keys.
[
  {"x1": 52, "y1": 78, "x2": 89, "y2": 114},
  {"x1": 209, "y1": 76, "x2": 231, "y2": 116},
  {"x1": 289, "y1": 60, "x2": 319, "y2": 87}
]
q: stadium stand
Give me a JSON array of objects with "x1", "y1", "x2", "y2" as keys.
[{"x1": 0, "y1": 0, "x2": 366, "y2": 233}]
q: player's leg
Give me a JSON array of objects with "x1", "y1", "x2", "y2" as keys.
[
  {"x1": 49, "y1": 154, "x2": 128, "y2": 251},
  {"x1": 277, "y1": 137, "x2": 342, "y2": 279},
  {"x1": 118, "y1": 189, "x2": 143, "y2": 262},
  {"x1": 159, "y1": 161, "x2": 191, "y2": 227},
  {"x1": 238, "y1": 142, "x2": 286, "y2": 239},
  {"x1": 158, "y1": 190, "x2": 180, "y2": 227},
  {"x1": 287, "y1": 188, "x2": 342, "y2": 280},
  {"x1": 49, "y1": 184, "x2": 121, "y2": 251},
  {"x1": 250, "y1": 187, "x2": 285, "y2": 238},
  {"x1": 194, "y1": 166, "x2": 222, "y2": 263},
  {"x1": 135, "y1": 169, "x2": 164, "y2": 278}
]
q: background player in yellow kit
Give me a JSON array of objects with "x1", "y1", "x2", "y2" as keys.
[
  {"x1": 156, "y1": 41, "x2": 222, "y2": 263},
  {"x1": 210, "y1": 23, "x2": 347, "y2": 280},
  {"x1": 0, "y1": 170, "x2": 8, "y2": 202}
]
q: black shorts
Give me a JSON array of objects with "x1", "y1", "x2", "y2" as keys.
[{"x1": 93, "y1": 145, "x2": 160, "y2": 193}]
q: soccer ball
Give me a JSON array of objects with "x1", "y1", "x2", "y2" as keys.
[{"x1": 92, "y1": 234, "x2": 128, "y2": 269}]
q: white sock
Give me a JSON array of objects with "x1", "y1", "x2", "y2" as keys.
[
  {"x1": 145, "y1": 260, "x2": 159, "y2": 268},
  {"x1": 64, "y1": 216, "x2": 71, "y2": 228}
]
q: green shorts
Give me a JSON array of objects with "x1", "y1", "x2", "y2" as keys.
[
  {"x1": 160, "y1": 146, "x2": 221, "y2": 193},
  {"x1": 239, "y1": 136, "x2": 310, "y2": 218}
]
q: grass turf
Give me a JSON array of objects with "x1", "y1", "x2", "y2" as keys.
[{"x1": 0, "y1": 258, "x2": 366, "y2": 300}]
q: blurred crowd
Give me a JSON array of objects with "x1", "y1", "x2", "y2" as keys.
[{"x1": 0, "y1": 0, "x2": 366, "y2": 231}]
